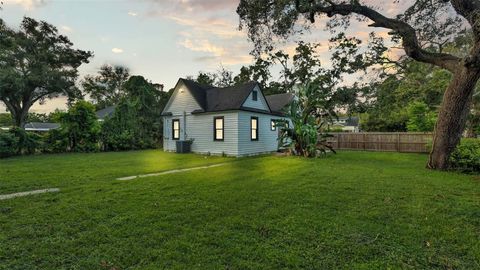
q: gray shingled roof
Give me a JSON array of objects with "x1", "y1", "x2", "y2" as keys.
[
  {"x1": 24, "y1": 122, "x2": 60, "y2": 131},
  {"x1": 206, "y1": 81, "x2": 259, "y2": 112},
  {"x1": 171, "y1": 78, "x2": 293, "y2": 116},
  {"x1": 265, "y1": 93, "x2": 294, "y2": 113},
  {"x1": 179, "y1": 79, "x2": 213, "y2": 110},
  {"x1": 344, "y1": 117, "x2": 359, "y2": 127},
  {"x1": 96, "y1": 105, "x2": 116, "y2": 119},
  {"x1": 179, "y1": 79, "x2": 267, "y2": 113}
]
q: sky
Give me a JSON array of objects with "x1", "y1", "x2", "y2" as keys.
[{"x1": 0, "y1": 0, "x2": 412, "y2": 114}]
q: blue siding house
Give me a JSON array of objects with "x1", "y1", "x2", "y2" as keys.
[{"x1": 161, "y1": 78, "x2": 293, "y2": 156}]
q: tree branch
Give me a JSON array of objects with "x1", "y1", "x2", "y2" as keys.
[
  {"x1": 307, "y1": 2, "x2": 461, "y2": 72},
  {"x1": 450, "y1": 0, "x2": 480, "y2": 38}
]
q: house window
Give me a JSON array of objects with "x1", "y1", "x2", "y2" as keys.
[
  {"x1": 214, "y1": 116, "x2": 224, "y2": 141},
  {"x1": 252, "y1": 91, "x2": 258, "y2": 101},
  {"x1": 271, "y1": 119, "x2": 276, "y2": 131},
  {"x1": 251, "y1": 117, "x2": 258, "y2": 141},
  {"x1": 172, "y1": 119, "x2": 180, "y2": 140}
]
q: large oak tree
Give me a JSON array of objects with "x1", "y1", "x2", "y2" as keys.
[
  {"x1": 237, "y1": 0, "x2": 480, "y2": 170},
  {"x1": 0, "y1": 17, "x2": 92, "y2": 128}
]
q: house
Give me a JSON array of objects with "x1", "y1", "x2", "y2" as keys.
[
  {"x1": 329, "y1": 116, "x2": 360, "y2": 132},
  {"x1": 96, "y1": 106, "x2": 116, "y2": 121},
  {"x1": 161, "y1": 78, "x2": 294, "y2": 156},
  {"x1": 0, "y1": 122, "x2": 60, "y2": 132},
  {"x1": 24, "y1": 122, "x2": 60, "y2": 132}
]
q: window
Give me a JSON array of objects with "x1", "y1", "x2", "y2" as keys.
[
  {"x1": 214, "y1": 116, "x2": 224, "y2": 141},
  {"x1": 271, "y1": 119, "x2": 276, "y2": 131},
  {"x1": 172, "y1": 119, "x2": 180, "y2": 140},
  {"x1": 251, "y1": 117, "x2": 258, "y2": 140},
  {"x1": 252, "y1": 91, "x2": 258, "y2": 101}
]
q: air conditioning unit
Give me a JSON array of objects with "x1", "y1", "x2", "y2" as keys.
[{"x1": 176, "y1": 140, "x2": 192, "y2": 153}]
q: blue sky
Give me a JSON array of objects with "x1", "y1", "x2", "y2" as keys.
[
  {"x1": 2, "y1": 0, "x2": 252, "y2": 86},
  {"x1": 1, "y1": 0, "x2": 261, "y2": 112},
  {"x1": 0, "y1": 0, "x2": 409, "y2": 113}
]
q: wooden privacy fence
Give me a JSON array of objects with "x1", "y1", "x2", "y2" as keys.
[{"x1": 327, "y1": 132, "x2": 433, "y2": 153}]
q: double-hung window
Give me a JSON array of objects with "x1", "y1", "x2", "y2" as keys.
[
  {"x1": 172, "y1": 119, "x2": 180, "y2": 140},
  {"x1": 252, "y1": 91, "x2": 258, "y2": 101},
  {"x1": 214, "y1": 116, "x2": 224, "y2": 141},
  {"x1": 251, "y1": 117, "x2": 258, "y2": 141}
]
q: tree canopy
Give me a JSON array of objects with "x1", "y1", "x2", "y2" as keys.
[
  {"x1": 101, "y1": 75, "x2": 167, "y2": 151},
  {"x1": 58, "y1": 100, "x2": 100, "y2": 152},
  {"x1": 0, "y1": 17, "x2": 92, "y2": 128},
  {"x1": 81, "y1": 64, "x2": 130, "y2": 110},
  {"x1": 237, "y1": 0, "x2": 480, "y2": 170}
]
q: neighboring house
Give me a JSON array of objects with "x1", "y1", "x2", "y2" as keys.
[
  {"x1": 329, "y1": 116, "x2": 360, "y2": 132},
  {"x1": 96, "y1": 106, "x2": 116, "y2": 121},
  {"x1": 24, "y1": 122, "x2": 60, "y2": 132},
  {"x1": 162, "y1": 78, "x2": 294, "y2": 156},
  {"x1": 1, "y1": 122, "x2": 60, "y2": 132}
]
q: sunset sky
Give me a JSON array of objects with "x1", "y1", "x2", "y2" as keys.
[{"x1": 0, "y1": 0, "x2": 411, "y2": 113}]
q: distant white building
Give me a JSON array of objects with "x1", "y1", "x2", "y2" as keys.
[{"x1": 161, "y1": 78, "x2": 294, "y2": 156}]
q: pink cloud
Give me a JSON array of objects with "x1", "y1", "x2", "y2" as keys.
[{"x1": 144, "y1": 0, "x2": 238, "y2": 13}]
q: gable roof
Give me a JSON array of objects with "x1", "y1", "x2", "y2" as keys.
[
  {"x1": 206, "y1": 81, "x2": 259, "y2": 112},
  {"x1": 265, "y1": 93, "x2": 294, "y2": 114},
  {"x1": 164, "y1": 78, "x2": 294, "y2": 116},
  {"x1": 96, "y1": 105, "x2": 116, "y2": 119},
  {"x1": 176, "y1": 78, "x2": 270, "y2": 114},
  {"x1": 179, "y1": 79, "x2": 213, "y2": 111}
]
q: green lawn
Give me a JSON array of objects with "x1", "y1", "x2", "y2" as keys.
[{"x1": 0, "y1": 150, "x2": 479, "y2": 269}]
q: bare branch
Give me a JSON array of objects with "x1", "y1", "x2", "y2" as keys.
[{"x1": 310, "y1": 2, "x2": 461, "y2": 72}]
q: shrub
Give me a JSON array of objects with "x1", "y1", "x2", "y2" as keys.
[
  {"x1": 0, "y1": 131, "x2": 18, "y2": 158},
  {"x1": 0, "y1": 128, "x2": 44, "y2": 158},
  {"x1": 100, "y1": 76, "x2": 163, "y2": 151},
  {"x1": 10, "y1": 127, "x2": 43, "y2": 155},
  {"x1": 327, "y1": 127, "x2": 345, "y2": 133},
  {"x1": 101, "y1": 129, "x2": 137, "y2": 151},
  {"x1": 450, "y1": 139, "x2": 480, "y2": 172},
  {"x1": 60, "y1": 101, "x2": 100, "y2": 152},
  {"x1": 42, "y1": 128, "x2": 69, "y2": 153}
]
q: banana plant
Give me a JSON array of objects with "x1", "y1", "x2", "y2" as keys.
[{"x1": 277, "y1": 83, "x2": 336, "y2": 157}]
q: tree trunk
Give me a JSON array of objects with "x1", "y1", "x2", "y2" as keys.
[
  {"x1": 428, "y1": 66, "x2": 480, "y2": 170},
  {"x1": 11, "y1": 107, "x2": 29, "y2": 129}
]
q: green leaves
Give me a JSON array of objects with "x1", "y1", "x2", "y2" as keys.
[
  {"x1": 278, "y1": 83, "x2": 336, "y2": 157},
  {"x1": 0, "y1": 17, "x2": 92, "y2": 127},
  {"x1": 101, "y1": 76, "x2": 166, "y2": 151},
  {"x1": 59, "y1": 100, "x2": 100, "y2": 152},
  {"x1": 406, "y1": 101, "x2": 437, "y2": 132},
  {"x1": 450, "y1": 138, "x2": 480, "y2": 172},
  {"x1": 81, "y1": 65, "x2": 130, "y2": 110}
]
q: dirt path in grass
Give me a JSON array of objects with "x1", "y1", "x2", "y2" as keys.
[
  {"x1": 116, "y1": 163, "x2": 228, "y2": 181},
  {"x1": 0, "y1": 188, "x2": 60, "y2": 200}
]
